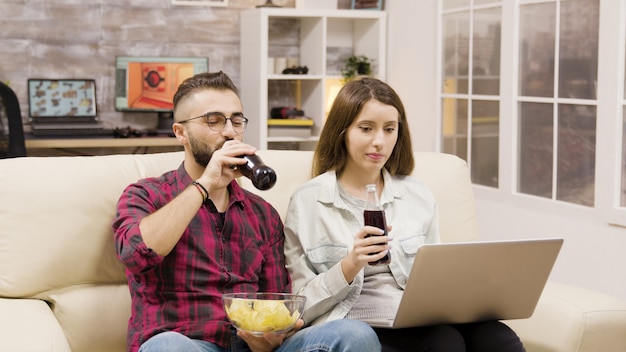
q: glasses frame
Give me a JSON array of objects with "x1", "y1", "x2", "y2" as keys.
[{"x1": 178, "y1": 111, "x2": 249, "y2": 134}]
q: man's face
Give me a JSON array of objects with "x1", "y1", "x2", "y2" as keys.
[{"x1": 179, "y1": 89, "x2": 244, "y2": 167}]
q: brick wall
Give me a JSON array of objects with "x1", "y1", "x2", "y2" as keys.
[{"x1": 0, "y1": 0, "x2": 356, "y2": 131}]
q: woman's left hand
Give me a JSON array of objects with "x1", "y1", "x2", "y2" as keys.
[{"x1": 237, "y1": 319, "x2": 305, "y2": 352}]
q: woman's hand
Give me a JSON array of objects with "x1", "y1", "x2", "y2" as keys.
[
  {"x1": 341, "y1": 225, "x2": 392, "y2": 283},
  {"x1": 237, "y1": 319, "x2": 305, "y2": 352}
]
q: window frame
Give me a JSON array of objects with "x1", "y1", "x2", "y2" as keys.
[
  {"x1": 438, "y1": 1, "x2": 504, "y2": 188},
  {"x1": 437, "y1": 0, "x2": 626, "y2": 228},
  {"x1": 597, "y1": 0, "x2": 626, "y2": 227}
]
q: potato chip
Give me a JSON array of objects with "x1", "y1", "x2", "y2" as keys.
[{"x1": 226, "y1": 299, "x2": 300, "y2": 333}]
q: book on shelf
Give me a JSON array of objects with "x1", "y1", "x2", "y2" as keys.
[
  {"x1": 267, "y1": 118, "x2": 314, "y2": 138},
  {"x1": 267, "y1": 118, "x2": 314, "y2": 126}
]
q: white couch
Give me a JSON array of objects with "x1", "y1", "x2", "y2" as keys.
[{"x1": 1, "y1": 150, "x2": 625, "y2": 352}]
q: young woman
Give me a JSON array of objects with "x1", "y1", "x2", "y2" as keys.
[{"x1": 284, "y1": 77, "x2": 525, "y2": 352}]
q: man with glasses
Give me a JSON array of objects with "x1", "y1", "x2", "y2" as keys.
[{"x1": 112, "y1": 71, "x2": 379, "y2": 352}]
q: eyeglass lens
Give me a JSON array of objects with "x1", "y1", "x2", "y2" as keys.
[{"x1": 206, "y1": 113, "x2": 247, "y2": 132}]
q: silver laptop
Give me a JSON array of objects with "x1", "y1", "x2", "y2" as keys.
[
  {"x1": 368, "y1": 238, "x2": 563, "y2": 328},
  {"x1": 28, "y1": 78, "x2": 107, "y2": 136}
]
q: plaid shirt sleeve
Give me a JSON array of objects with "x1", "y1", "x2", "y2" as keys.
[{"x1": 112, "y1": 179, "x2": 168, "y2": 273}]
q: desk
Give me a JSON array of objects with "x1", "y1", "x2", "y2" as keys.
[{"x1": 25, "y1": 135, "x2": 183, "y2": 156}]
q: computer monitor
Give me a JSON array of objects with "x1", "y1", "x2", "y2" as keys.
[{"x1": 114, "y1": 56, "x2": 209, "y2": 115}]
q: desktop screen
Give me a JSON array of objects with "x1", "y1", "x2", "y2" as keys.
[{"x1": 115, "y1": 56, "x2": 209, "y2": 113}]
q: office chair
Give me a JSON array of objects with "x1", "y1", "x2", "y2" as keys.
[{"x1": 0, "y1": 81, "x2": 26, "y2": 158}]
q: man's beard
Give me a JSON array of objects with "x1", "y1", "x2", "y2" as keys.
[{"x1": 189, "y1": 133, "x2": 229, "y2": 167}]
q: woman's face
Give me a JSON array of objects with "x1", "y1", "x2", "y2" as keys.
[{"x1": 344, "y1": 99, "x2": 399, "y2": 175}]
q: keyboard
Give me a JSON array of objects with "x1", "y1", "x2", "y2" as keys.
[{"x1": 31, "y1": 124, "x2": 114, "y2": 137}]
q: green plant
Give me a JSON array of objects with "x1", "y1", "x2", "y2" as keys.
[{"x1": 340, "y1": 55, "x2": 372, "y2": 82}]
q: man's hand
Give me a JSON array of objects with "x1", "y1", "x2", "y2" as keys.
[
  {"x1": 197, "y1": 139, "x2": 256, "y2": 192},
  {"x1": 237, "y1": 319, "x2": 305, "y2": 352}
]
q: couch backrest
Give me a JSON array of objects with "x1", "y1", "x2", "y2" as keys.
[
  {"x1": 0, "y1": 152, "x2": 184, "y2": 299},
  {"x1": 0, "y1": 149, "x2": 478, "y2": 299},
  {"x1": 244, "y1": 150, "x2": 479, "y2": 244}
]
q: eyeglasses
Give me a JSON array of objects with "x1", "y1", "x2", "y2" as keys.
[{"x1": 178, "y1": 112, "x2": 249, "y2": 134}]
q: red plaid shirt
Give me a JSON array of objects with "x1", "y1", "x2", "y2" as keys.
[{"x1": 113, "y1": 163, "x2": 290, "y2": 352}]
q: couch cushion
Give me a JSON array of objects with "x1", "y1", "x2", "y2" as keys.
[
  {"x1": 0, "y1": 152, "x2": 184, "y2": 298},
  {"x1": 0, "y1": 297, "x2": 71, "y2": 351},
  {"x1": 412, "y1": 152, "x2": 479, "y2": 243},
  {"x1": 48, "y1": 284, "x2": 130, "y2": 352},
  {"x1": 504, "y1": 281, "x2": 626, "y2": 352}
]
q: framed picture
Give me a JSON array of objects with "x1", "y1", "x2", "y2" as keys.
[
  {"x1": 351, "y1": 0, "x2": 383, "y2": 10},
  {"x1": 171, "y1": 0, "x2": 228, "y2": 7}
]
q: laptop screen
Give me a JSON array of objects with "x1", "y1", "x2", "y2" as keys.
[{"x1": 28, "y1": 79, "x2": 97, "y2": 122}]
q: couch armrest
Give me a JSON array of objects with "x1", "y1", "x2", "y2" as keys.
[
  {"x1": 0, "y1": 297, "x2": 71, "y2": 351},
  {"x1": 504, "y1": 282, "x2": 626, "y2": 352}
]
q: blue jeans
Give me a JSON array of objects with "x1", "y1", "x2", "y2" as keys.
[{"x1": 138, "y1": 319, "x2": 381, "y2": 352}]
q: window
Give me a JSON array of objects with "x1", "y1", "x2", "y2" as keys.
[
  {"x1": 517, "y1": 0, "x2": 599, "y2": 207},
  {"x1": 441, "y1": 1, "x2": 502, "y2": 187},
  {"x1": 438, "y1": 0, "x2": 626, "y2": 227}
]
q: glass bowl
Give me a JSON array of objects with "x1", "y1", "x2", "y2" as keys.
[{"x1": 223, "y1": 292, "x2": 306, "y2": 336}]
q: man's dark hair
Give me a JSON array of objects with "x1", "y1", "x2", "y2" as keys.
[{"x1": 173, "y1": 71, "x2": 239, "y2": 118}]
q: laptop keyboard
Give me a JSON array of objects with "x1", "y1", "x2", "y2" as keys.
[{"x1": 31, "y1": 127, "x2": 114, "y2": 137}]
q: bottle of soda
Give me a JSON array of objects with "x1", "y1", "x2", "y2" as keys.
[
  {"x1": 239, "y1": 154, "x2": 277, "y2": 190},
  {"x1": 364, "y1": 183, "x2": 390, "y2": 265}
]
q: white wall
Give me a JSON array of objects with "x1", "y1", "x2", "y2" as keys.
[
  {"x1": 386, "y1": 0, "x2": 439, "y2": 152},
  {"x1": 474, "y1": 190, "x2": 626, "y2": 301},
  {"x1": 386, "y1": 0, "x2": 626, "y2": 301}
]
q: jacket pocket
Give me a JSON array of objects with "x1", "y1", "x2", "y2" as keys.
[
  {"x1": 398, "y1": 232, "x2": 426, "y2": 256},
  {"x1": 306, "y1": 244, "x2": 348, "y2": 272},
  {"x1": 396, "y1": 233, "x2": 426, "y2": 280},
  {"x1": 394, "y1": 233, "x2": 426, "y2": 275}
]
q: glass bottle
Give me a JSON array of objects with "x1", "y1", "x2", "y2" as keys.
[
  {"x1": 239, "y1": 154, "x2": 277, "y2": 190},
  {"x1": 364, "y1": 183, "x2": 390, "y2": 265}
]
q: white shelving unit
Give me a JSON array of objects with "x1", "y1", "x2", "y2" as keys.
[{"x1": 240, "y1": 8, "x2": 386, "y2": 150}]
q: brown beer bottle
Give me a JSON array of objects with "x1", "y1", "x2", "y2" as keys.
[
  {"x1": 239, "y1": 154, "x2": 277, "y2": 190},
  {"x1": 364, "y1": 183, "x2": 390, "y2": 265}
]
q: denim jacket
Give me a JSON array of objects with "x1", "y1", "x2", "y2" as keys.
[{"x1": 284, "y1": 169, "x2": 440, "y2": 325}]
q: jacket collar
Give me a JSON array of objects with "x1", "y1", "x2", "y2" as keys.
[{"x1": 316, "y1": 169, "x2": 409, "y2": 209}]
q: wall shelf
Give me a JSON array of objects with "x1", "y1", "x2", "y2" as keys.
[{"x1": 240, "y1": 8, "x2": 387, "y2": 150}]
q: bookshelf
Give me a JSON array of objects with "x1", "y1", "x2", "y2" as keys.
[{"x1": 240, "y1": 8, "x2": 386, "y2": 150}]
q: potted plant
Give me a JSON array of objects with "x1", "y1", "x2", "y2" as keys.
[{"x1": 340, "y1": 55, "x2": 373, "y2": 82}]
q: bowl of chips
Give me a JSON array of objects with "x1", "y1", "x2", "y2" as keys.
[{"x1": 223, "y1": 293, "x2": 306, "y2": 336}]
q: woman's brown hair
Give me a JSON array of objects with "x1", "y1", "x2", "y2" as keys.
[{"x1": 312, "y1": 77, "x2": 414, "y2": 177}]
